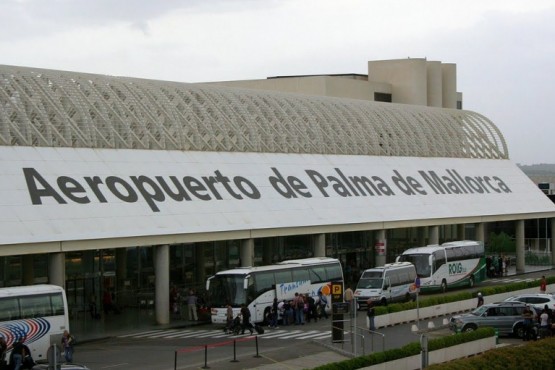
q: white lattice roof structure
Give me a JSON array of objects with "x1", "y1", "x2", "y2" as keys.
[{"x1": 0, "y1": 64, "x2": 508, "y2": 159}]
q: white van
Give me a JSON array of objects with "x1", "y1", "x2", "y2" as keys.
[{"x1": 354, "y1": 262, "x2": 417, "y2": 307}]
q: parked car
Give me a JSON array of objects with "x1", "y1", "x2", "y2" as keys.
[
  {"x1": 503, "y1": 293, "x2": 555, "y2": 311},
  {"x1": 449, "y1": 301, "x2": 540, "y2": 338}
]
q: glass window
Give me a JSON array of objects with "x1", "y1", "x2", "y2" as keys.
[
  {"x1": 274, "y1": 271, "x2": 293, "y2": 284},
  {"x1": 0, "y1": 297, "x2": 19, "y2": 321},
  {"x1": 292, "y1": 269, "x2": 309, "y2": 282},
  {"x1": 254, "y1": 272, "x2": 275, "y2": 296},
  {"x1": 51, "y1": 292, "x2": 65, "y2": 316},
  {"x1": 20, "y1": 294, "x2": 52, "y2": 318},
  {"x1": 309, "y1": 267, "x2": 327, "y2": 284},
  {"x1": 326, "y1": 264, "x2": 344, "y2": 281}
]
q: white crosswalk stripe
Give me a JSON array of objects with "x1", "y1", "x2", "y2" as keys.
[
  {"x1": 488, "y1": 278, "x2": 535, "y2": 283},
  {"x1": 118, "y1": 328, "x2": 332, "y2": 341}
]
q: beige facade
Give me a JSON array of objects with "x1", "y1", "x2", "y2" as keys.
[{"x1": 205, "y1": 58, "x2": 462, "y2": 109}]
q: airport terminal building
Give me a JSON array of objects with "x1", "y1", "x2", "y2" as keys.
[{"x1": 1, "y1": 58, "x2": 554, "y2": 324}]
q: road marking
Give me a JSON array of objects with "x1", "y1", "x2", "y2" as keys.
[{"x1": 117, "y1": 328, "x2": 332, "y2": 341}]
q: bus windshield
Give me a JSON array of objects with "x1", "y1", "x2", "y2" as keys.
[
  {"x1": 398, "y1": 254, "x2": 431, "y2": 277},
  {"x1": 208, "y1": 274, "x2": 247, "y2": 307}
]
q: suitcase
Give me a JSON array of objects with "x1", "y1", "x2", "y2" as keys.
[{"x1": 254, "y1": 324, "x2": 264, "y2": 334}]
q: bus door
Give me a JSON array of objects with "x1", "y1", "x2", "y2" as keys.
[{"x1": 382, "y1": 276, "x2": 392, "y2": 301}]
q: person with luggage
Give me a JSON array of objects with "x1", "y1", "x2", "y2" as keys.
[{"x1": 240, "y1": 304, "x2": 253, "y2": 335}]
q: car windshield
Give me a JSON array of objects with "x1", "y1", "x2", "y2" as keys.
[
  {"x1": 356, "y1": 278, "x2": 383, "y2": 289},
  {"x1": 472, "y1": 305, "x2": 488, "y2": 316}
]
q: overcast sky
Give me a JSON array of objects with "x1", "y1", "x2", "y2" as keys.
[{"x1": 1, "y1": 0, "x2": 553, "y2": 165}]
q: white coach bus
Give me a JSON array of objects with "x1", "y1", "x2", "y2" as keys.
[
  {"x1": 0, "y1": 284, "x2": 69, "y2": 363},
  {"x1": 206, "y1": 257, "x2": 343, "y2": 325},
  {"x1": 396, "y1": 240, "x2": 486, "y2": 293}
]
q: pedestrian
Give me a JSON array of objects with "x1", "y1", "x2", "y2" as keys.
[
  {"x1": 522, "y1": 305, "x2": 534, "y2": 341},
  {"x1": 476, "y1": 292, "x2": 484, "y2": 307},
  {"x1": 225, "y1": 303, "x2": 234, "y2": 333},
  {"x1": 317, "y1": 291, "x2": 328, "y2": 319},
  {"x1": 61, "y1": 330, "x2": 75, "y2": 363},
  {"x1": 170, "y1": 286, "x2": 180, "y2": 316},
  {"x1": 9, "y1": 337, "x2": 25, "y2": 370},
  {"x1": 240, "y1": 304, "x2": 253, "y2": 335},
  {"x1": 306, "y1": 294, "x2": 317, "y2": 323},
  {"x1": 103, "y1": 289, "x2": 114, "y2": 314},
  {"x1": 293, "y1": 292, "x2": 305, "y2": 325},
  {"x1": 366, "y1": 298, "x2": 376, "y2": 331},
  {"x1": 0, "y1": 335, "x2": 7, "y2": 366},
  {"x1": 186, "y1": 289, "x2": 198, "y2": 321},
  {"x1": 89, "y1": 292, "x2": 98, "y2": 319},
  {"x1": 344, "y1": 286, "x2": 354, "y2": 316},
  {"x1": 540, "y1": 275, "x2": 547, "y2": 293},
  {"x1": 539, "y1": 308, "x2": 551, "y2": 339}
]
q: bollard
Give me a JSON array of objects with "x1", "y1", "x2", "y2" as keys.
[
  {"x1": 494, "y1": 328, "x2": 499, "y2": 344},
  {"x1": 253, "y1": 335, "x2": 261, "y2": 358},
  {"x1": 231, "y1": 339, "x2": 239, "y2": 362},
  {"x1": 202, "y1": 345, "x2": 210, "y2": 369}
]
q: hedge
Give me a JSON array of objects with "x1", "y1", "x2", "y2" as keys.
[
  {"x1": 374, "y1": 275, "x2": 555, "y2": 316},
  {"x1": 311, "y1": 327, "x2": 495, "y2": 370},
  {"x1": 427, "y1": 336, "x2": 555, "y2": 370}
]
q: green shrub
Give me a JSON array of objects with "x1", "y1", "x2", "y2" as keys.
[
  {"x1": 311, "y1": 328, "x2": 494, "y2": 370},
  {"x1": 375, "y1": 276, "x2": 551, "y2": 316},
  {"x1": 428, "y1": 337, "x2": 555, "y2": 370}
]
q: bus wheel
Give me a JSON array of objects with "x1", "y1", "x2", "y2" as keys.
[
  {"x1": 405, "y1": 293, "x2": 411, "y2": 302},
  {"x1": 469, "y1": 276, "x2": 475, "y2": 288},
  {"x1": 441, "y1": 280, "x2": 447, "y2": 293}
]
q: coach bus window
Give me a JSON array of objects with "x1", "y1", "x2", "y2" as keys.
[
  {"x1": 326, "y1": 265, "x2": 343, "y2": 281},
  {"x1": 292, "y1": 269, "x2": 309, "y2": 282},
  {"x1": 254, "y1": 272, "x2": 275, "y2": 296},
  {"x1": 309, "y1": 267, "x2": 326, "y2": 284},
  {"x1": 274, "y1": 271, "x2": 293, "y2": 284},
  {"x1": 0, "y1": 297, "x2": 19, "y2": 321}
]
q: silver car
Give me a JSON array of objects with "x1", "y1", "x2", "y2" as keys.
[
  {"x1": 503, "y1": 293, "x2": 555, "y2": 311},
  {"x1": 449, "y1": 301, "x2": 539, "y2": 338}
]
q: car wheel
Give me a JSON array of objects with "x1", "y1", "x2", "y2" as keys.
[
  {"x1": 441, "y1": 280, "x2": 447, "y2": 293},
  {"x1": 463, "y1": 324, "x2": 477, "y2": 333},
  {"x1": 381, "y1": 298, "x2": 387, "y2": 306},
  {"x1": 514, "y1": 324, "x2": 524, "y2": 338}
]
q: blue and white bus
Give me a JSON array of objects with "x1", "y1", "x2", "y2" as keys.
[
  {"x1": 206, "y1": 257, "x2": 343, "y2": 324},
  {"x1": 396, "y1": 240, "x2": 486, "y2": 293},
  {"x1": 0, "y1": 284, "x2": 69, "y2": 363}
]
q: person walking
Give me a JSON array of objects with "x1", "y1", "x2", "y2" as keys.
[
  {"x1": 186, "y1": 289, "x2": 198, "y2": 321},
  {"x1": 293, "y1": 292, "x2": 305, "y2": 325},
  {"x1": 240, "y1": 304, "x2": 253, "y2": 335},
  {"x1": 366, "y1": 298, "x2": 376, "y2": 331},
  {"x1": 344, "y1": 286, "x2": 354, "y2": 317},
  {"x1": 540, "y1": 276, "x2": 547, "y2": 293},
  {"x1": 9, "y1": 337, "x2": 25, "y2": 370},
  {"x1": 61, "y1": 330, "x2": 75, "y2": 363},
  {"x1": 476, "y1": 292, "x2": 484, "y2": 308},
  {"x1": 317, "y1": 291, "x2": 328, "y2": 319}
]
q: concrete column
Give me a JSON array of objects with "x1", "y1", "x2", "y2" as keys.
[
  {"x1": 516, "y1": 220, "x2": 525, "y2": 274},
  {"x1": 427, "y1": 61, "x2": 442, "y2": 107},
  {"x1": 429, "y1": 226, "x2": 439, "y2": 245},
  {"x1": 313, "y1": 234, "x2": 326, "y2": 257},
  {"x1": 457, "y1": 225, "x2": 466, "y2": 240},
  {"x1": 475, "y1": 223, "x2": 485, "y2": 243},
  {"x1": 417, "y1": 227, "x2": 426, "y2": 246},
  {"x1": 551, "y1": 218, "x2": 555, "y2": 266},
  {"x1": 155, "y1": 244, "x2": 170, "y2": 325},
  {"x1": 441, "y1": 63, "x2": 457, "y2": 109},
  {"x1": 375, "y1": 230, "x2": 387, "y2": 266},
  {"x1": 22, "y1": 255, "x2": 34, "y2": 285},
  {"x1": 262, "y1": 241, "x2": 273, "y2": 265},
  {"x1": 48, "y1": 252, "x2": 66, "y2": 289},
  {"x1": 195, "y1": 244, "x2": 206, "y2": 285},
  {"x1": 240, "y1": 239, "x2": 254, "y2": 267},
  {"x1": 116, "y1": 248, "x2": 127, "y2": 292}
]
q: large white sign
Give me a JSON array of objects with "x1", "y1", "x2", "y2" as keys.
[{"x1": 1, "y1": 146, "x2": 554, "y2": 245}]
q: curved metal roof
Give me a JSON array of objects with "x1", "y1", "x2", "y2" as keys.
[{"x1": 0, "y1": 65, "x2": 508, "y2": 159}]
